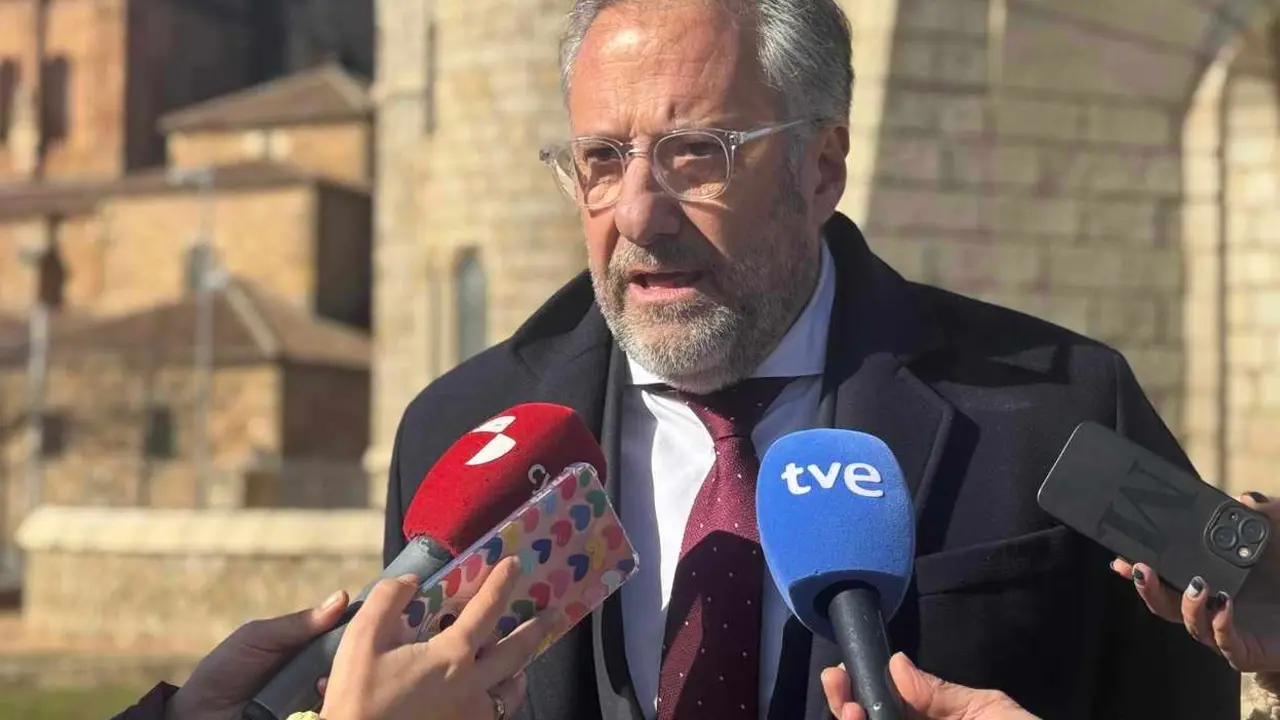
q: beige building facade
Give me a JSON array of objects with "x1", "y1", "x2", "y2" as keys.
[
  {"x1": 0, "y1": 47, "x2": 377, "y2": 583},
  {"x1": 367, "y1": 0, "x2": 1280, "y2": 503}
]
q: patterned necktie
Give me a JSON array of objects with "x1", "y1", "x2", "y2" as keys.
[{"x1": 655, "y1": 377, "x2": 792, "y2": 720}]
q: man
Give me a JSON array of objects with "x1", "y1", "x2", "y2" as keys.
[{"x1": 382, "y1": 0, "x2": 1238, "y2": 718}]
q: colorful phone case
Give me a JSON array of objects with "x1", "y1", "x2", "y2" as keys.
[{"x1": 398, "y1": 462, "x2": 639, "y2": 656}]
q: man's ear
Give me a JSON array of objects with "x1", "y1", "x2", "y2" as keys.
[{"x1": 809, "y1": 123, "x2": 850, "y2": 225}]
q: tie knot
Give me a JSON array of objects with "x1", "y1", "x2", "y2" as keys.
[{"x1": 676, "y1": 377, "x2": 791, "y2": 441}]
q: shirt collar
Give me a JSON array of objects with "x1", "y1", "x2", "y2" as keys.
[{"x1": 626, "y1": 238, "x2": 835, "y2": 386}]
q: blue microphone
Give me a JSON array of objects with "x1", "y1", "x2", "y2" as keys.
[{"x1": 757, "y1": 429, "x2": 915, "y2": 720}]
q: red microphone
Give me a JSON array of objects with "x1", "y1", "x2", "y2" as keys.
[{"x1": 244, "y1": 403, "x2": 605, "y2": 720}]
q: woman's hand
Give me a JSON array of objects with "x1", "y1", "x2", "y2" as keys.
[
  {"x1": 1112, "y1": 491, "x2": 1280, "y2": 677},
  {"x1": 320, "y1": 556, "x2": 561, "y2": 720}
]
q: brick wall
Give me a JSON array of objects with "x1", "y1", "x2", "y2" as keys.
[{"x1": 167, "y1": 122, "x2": 374, "y2": 187}]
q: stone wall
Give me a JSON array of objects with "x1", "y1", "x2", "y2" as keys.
[
  {"x1": 365, "y1": 0, "x2": 434, "y2": 506},
  {"x1": 0, "y1": 0, "x2": 260, "y2": 183},
  {"x1": 1217, "y1": 30, "x2": 1280, "y2": 498},
  {"x1": 0, "y1": 362, "x2": 281, "y2": 547},
  {"x1": 97, "y1": 187, "x2": 318, "y2": 317},
  {"x1": 366, "y1": 0, "x2": 586, "y2": 506},
  {"x1": 0, "y1": 212, "x2": 105, "y2": 316},
  {"x1": 167, "y1": 122, "x2": 374, "y2": 187},
  {"x1": 15, "y1": 506, "x2": 383, "y2": 650}
]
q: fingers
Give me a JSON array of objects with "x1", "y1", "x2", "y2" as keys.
[
  {"x1": 821, "y1": 665, "x2": 849, "y2": 718},
  {"x1": 820, "y1": 664, "x2": 866, "y2": 720},
  {"x1": 1212, "y1": 596, "x2": 1250, "y2": 670},
  {"x1": 1127, "y1": 563, "x2": 1183, "y2": 623},
  {"x1": 889, "y1": 652, "x2": 954, "y2": 715},
  {"x1": 451, "y1": 556, "x2": 525, "y2": 649},
  {"x1": 1240, "y1": 491, "x2": 1276, "y2": 513},
  {"x1": 476, "y1": 609, "x2": 561, "y2": 688},
  {"x1": 347, "y1": 574, "x2": 421, "y2": 651},
  {"x1": 487, "y1": 671, "x2": 530, "y2": 720},
  {"x1": 229, "y1": 589, "x2": 351, "y2": 653},
  {"x1": 1180, "y1": 576, "x2": 1215, "y2": 646}
]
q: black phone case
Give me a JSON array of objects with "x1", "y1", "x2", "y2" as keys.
[{"x1": 1036, "y1": 421, "x2": 1270, "y2": 598}]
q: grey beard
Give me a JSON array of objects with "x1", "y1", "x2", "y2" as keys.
[{"x1": 592, "y1": 188, "x2": 818, "y2": 393}]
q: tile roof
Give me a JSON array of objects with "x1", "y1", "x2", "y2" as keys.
[
  {"x1": 158, "y1": 62, "x2": 372, "y2": 133},
  {"x1": 0, "y1": 279, "x2": 370, "y2": 370}
]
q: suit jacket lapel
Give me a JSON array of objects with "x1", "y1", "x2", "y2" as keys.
[
  {"x1": 592, "y1": 341, "x2": 647, "y2": 720},
  {"x1": 511, "y1": 288, "x2": 642, "y2": 720},
  {"x1": 798, "y1": 215, "x2": 956, "y2": 720}
]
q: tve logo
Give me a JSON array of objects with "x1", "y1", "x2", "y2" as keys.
[
  {"x1": 781, "y1": 461, "x2": 885, "y2": 497},
  {"x1": 465, "y1": 415, "x2": 518, "y2": 466}
]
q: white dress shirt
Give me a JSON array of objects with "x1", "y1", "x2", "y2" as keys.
[{"x1": 619, "y1": 240, "x2": 836, "y2": 720}]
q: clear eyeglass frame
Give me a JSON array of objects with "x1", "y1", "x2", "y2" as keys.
[{"x1": 538, "y1": 118, "x2": 811, "y2": 209}]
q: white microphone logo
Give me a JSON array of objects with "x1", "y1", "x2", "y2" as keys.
[{"x1": 465, "y1": 415, "x2": 518, "y2": 465}]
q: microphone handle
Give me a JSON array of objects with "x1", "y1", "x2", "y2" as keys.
[
  {"x1": 241, "y1": 536, "x2": 455, "y2": 720},
  {"x1": 828, "y1": 585, "x2": 904, "y2": 720}
]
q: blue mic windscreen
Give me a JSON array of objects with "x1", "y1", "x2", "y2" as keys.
[{"x1": 757, "y1": 428, "x2": 916, "y2": 642}]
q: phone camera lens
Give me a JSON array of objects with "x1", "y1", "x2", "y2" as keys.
[
  {"x1": 1212, "y1": 525, "x2": 1239, "y2": 550},
  {"x1": 1241, "y1": 518, "x2": 1267, "y2": 544}
]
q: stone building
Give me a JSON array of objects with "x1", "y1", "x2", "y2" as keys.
[
  {"x1": 367, "y1": 0, "x2": 1280, "y2": 504},
  {"x1": 0, "y1": 0, "x2": 372, "y2": 184},
  {"x1": 0, "y1": 278, "x2": 370, "y2": 522},
  {"x1": 0, "y1": 9, "x2": 376, "y2": 585}
]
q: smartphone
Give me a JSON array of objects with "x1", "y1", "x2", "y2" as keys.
[
  {"x1": 392, "y1": 461, "x2": 640, "y2": 656},
  {"x1": 1036, "y1": 421, "x2": 1271, "y2": 598}
]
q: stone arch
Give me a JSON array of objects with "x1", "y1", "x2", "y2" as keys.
[{"x1": 1182, "y1": 0, "x2": 1280, "y2": 496}]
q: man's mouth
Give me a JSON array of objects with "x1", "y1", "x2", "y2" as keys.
[{"x1": 630, "y1": 271, "x2": 704, "y2": 289}]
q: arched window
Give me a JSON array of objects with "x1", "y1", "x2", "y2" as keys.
[{"x1": 455, "y1": 249, "x2": 487, "y2": 362}]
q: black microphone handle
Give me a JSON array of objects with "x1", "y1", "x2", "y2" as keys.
[
  {"x1": 241, "y1": 536, "x2": 455, "y2": 720},
  {"x1": 827, "y1": 584, "x2": 904, "y2": 720}
]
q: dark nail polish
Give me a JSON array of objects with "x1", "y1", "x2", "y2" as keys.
[
  {"x1": 1208, "y1": 592, "x2": 1230, "y2": 613},
  {"x1": 1132, "y1": 568, "x2": 1146, "y2": 586},
  {"x1": 1188, "y1": 577, "x2": 1205, "y2": 599},
  {"x1": 1247, "y1": 492, "x2": 1270, "y2": 504}
]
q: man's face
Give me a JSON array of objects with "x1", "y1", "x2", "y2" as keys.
[{"x1": 567, "y1": 1, "x2": 839, "y2": 392}]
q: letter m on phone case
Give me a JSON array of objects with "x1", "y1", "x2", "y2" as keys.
[{"x1": 1095, "y1": 459, "x2": 1197, "y2": 556}]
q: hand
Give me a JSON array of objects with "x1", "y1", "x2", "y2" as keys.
[
  {"x1": 821, "y1": 652, "x2": 1037, "y2": 720},
  {"x1": 165, "y1": 589, "x2": 351, "y2": 720},
  {"x1": 319, "y1": 555, "x2": 561, "y2": 720},
  {"x1": 1112, "y1": 491, "x2": 1280, "y2": 677}
]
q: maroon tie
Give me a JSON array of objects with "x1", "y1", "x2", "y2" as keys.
[{"x1": 655, "y1": 377, "x2": 791, "y2": 720}]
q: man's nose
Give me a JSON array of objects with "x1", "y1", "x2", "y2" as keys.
[{"x1": 611, "y1": 154, "x2": 680, "y2": 246}]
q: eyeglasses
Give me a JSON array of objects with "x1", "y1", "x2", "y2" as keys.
[{"x1": 538, "y1": 119, "x2": 810, "y2": 210}]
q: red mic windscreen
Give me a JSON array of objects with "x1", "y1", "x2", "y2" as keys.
[{"x1": 401, "y1": 403, "x2": 606, "y2": 555}]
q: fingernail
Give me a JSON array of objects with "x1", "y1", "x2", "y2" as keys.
[
  {"x1": 1247, "y1": 492, "x2": 1270, "y2": 504},
  {"x1": 1186, "y1": 577, "x2": 1205, "y2": 599},
  {"x1": 1132, "y1": 568, "x2": 1146, "y2": 587},
  {"x1": 1208, "y1": 592, "x2": 1229, "y2": 612},
  {"x1": 397, "y1": 573, "x2": 419, "y2": 585},
  {"x1": 320, "y1": 590, "x2": 343, "y2": 610}
]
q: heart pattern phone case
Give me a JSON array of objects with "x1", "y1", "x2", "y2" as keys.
[{"x1": 398, "y1": 462, "x2": 639, "y2": 656}]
